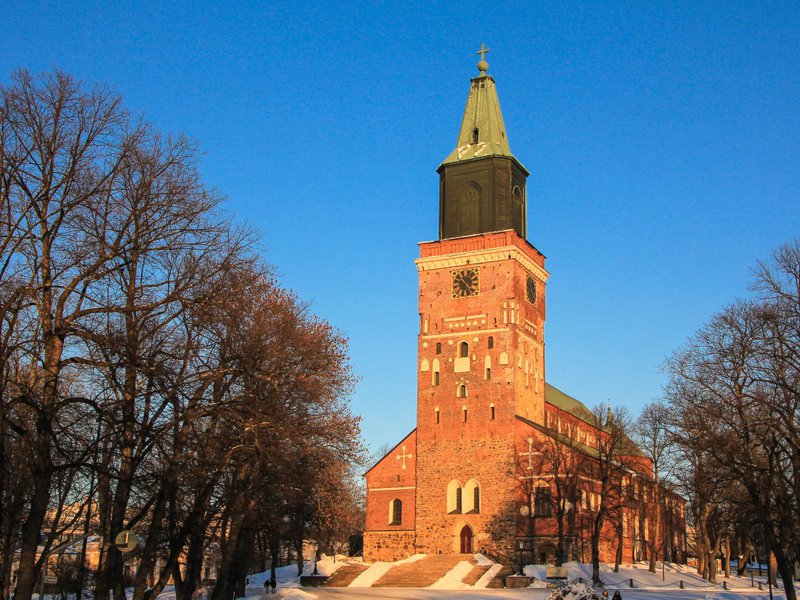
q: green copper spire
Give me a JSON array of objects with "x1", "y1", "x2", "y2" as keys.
[
  {"x1": 437, "y1": 46, "x2": 529, "y2": 240},
  {"x1": 440, "y1": 46, "x2": 525, "y2": 170}
]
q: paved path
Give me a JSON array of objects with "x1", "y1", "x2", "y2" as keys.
[{"x1": 295, "y1": 588, "x2": 785, "y2": 599}]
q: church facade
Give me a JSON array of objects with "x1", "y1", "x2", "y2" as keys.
[{"x1": 363, "y1": 52, "x2": 686, "y2": 567}]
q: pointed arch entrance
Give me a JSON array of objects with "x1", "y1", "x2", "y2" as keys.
[
  {"x1": 453, "y1": 521, "x2": 475, "y2": 554},
  {"x1": 460, "y1": 525, "x2": 473, "y2": 553}
]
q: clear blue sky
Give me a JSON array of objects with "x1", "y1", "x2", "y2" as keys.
[{"x1": 4, "y1": 1, "x2": 799, "y2": 455}]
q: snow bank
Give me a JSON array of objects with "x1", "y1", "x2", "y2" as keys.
[
  {"x1": 428, "y1": 561, "x2": 474, "y2": 589},
  {"x1": 347, "y1": 553, "x2": 426, "y2": 587},
  {"x1": 245, "y1": 557, "x2": 345, "y2": 591},
  {"x1": 473, "y1": 553, "x2": 493, "y2": 566}
]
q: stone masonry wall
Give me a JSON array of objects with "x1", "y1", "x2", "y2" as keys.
[
  {"x1": 363, "y1": 430, "x2": 417, "y2": 561},
  {"x1": 363, "y1": 531, "x2": 416, "y2": 563}
]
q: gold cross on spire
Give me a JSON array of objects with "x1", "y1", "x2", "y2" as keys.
[{"x1": 476, "y1": 43, "x2": 490, "y2": 75}]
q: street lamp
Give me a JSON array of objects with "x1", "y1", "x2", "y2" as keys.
[
  {"x1": 518, "y1": 539, "x2": 525, "y2": 575},
  {"x1": 312, "y1": 542, "x2": 319, "y2": 576}
]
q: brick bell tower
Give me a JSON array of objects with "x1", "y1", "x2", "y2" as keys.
[{"x1": 414, "y1": 46, "x2": 549, "y2": 561}]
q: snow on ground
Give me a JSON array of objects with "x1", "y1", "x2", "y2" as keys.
[
  {"x1": 474, "y1": 554, "x2": 493, "y2": 567},
  {"x1": 143, "y1": 558, "x2": 789, "y2": 599},
  {"x1": 274, "y1": 590, "x2": 317, "y2": 600},
  {"x1": 348, "y1": 553, "x2": 427, "y2": 587},
  {"x1": 242, "y1": 555, "x2": 348, "y2": 594},
  {"x1": 429, "y1": 561, "x2": 475, "y2": 589},
  {"x1": 274, "y1": 588, "x2": 786, "y2": 599}
]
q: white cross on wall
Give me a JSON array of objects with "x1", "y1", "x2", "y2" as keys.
[
  {"x1": 518, "y1": 437, "x2": 538, "y2": 478},
  {"x1": 526, "y1": 437, "x2": 534, "y2": 469},
  {"x1": 396, "y1": 445, "x2": 413, "y2": 470}
]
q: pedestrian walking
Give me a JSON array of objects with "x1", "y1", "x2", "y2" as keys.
[
  {"x1": 612, "y1": 591, "x2": 623, "y2": 600},
  {"x1": 270, "y1": 578, "x2": 277, "y2": 594}
]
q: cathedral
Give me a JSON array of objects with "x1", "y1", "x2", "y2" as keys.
[{"x1": 363, "y1": 49, "x2": 686, "y2": 567}]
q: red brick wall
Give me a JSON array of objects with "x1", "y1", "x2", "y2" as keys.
[
  {"x1": 361, "y1": 227, "x2": 687, "y2": 566},
  {"x1": 411, "y1": 230, "x2": 548, "y2": 562},
  {"x1": 364, "y1": 430, "x2": 417, "y2": 558},
  {"x1": 512, "y1": 417, "x2": 683, "y2": 564}
]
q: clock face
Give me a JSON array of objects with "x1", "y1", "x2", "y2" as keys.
[
  {"x1": 452, "y1": 268, "x2": 480, "y2": 298},
  {"x1": 526, "y1": 276, "x2": 537, "y2": 304}
]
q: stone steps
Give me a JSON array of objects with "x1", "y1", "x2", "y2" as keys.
[
  {"x1": 487, "y1": 566, "x2": 514, "y2": 588},
  {"x1": 373, "y1": 554, "x2": 469, "y2": 587},
  {"x1": 323, "y1": 563, "x2": 370, "y2": 587},
  {"x1": 462, "y1": 564, "x2": 492, "y2": 585}
]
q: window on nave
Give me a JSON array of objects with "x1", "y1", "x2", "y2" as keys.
[{"x1": 389, "y1": 499, "x2": 402, "y2": 525}]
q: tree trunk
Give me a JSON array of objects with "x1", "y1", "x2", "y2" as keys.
[
  {"x1": 555, "y1": 513, "x2": 565, "y2": 566},
  {"x1": 648, "y1": 503, "x2": 658, "y2": 573},
  {"x1": 591, "y1": 512, "x2": 603, "y2": 584},
  {"x1": 723, "y1": 538, "x2": 730, "y2": 578},
  {"x1": 14, "y1": 337, "x2": 61, "y2": 600},
  {"x1": 696, "y1": 541, "x2": 705, "y2": 577},
  {"x1": 614, "y1": 527, "x2": 623, "y2": 573},
  {"x1": 11, "y1": 464, "x2": 51, "y2": 600},
  {"x1": 707, "y1": 549, "x2": 717, "y2": 584},
  {"x1": 768, "y1": 551, "x2": 777, "y2": 586},
  {"x1": 179, "y1": 531, "x2": 205, "y2": 600},
  {"x1": 774, "y1": 550, "x2": 797, "y2": 600},
  {"x1": 295, "y1": 536, "x2": 303, "y2": 577}
]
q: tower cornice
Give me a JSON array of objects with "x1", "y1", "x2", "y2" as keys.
[{"x1": 416, "y1": 230, "x2": 549, "y2": 283}]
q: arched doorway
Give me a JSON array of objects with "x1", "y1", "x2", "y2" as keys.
[
  {"x1": 459, "y1": 524, "x2": 473, "y2": 554},
  {"x1": 539, "y1": 544, "x2": 557, "y2": 565}
]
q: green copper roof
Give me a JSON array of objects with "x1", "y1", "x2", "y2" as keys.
[
  {"x1": 545, "y1": 383, "x2": 594, "y2": 422},
  {"x1": 440, "y1": 73, "x2": 526, "y2": 171},
  {"x1": 544, "y1": 383, "x2": 645, "y2": 458}
]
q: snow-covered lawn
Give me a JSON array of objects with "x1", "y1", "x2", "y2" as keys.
[{"x1": 145, "y1": 558, "x2": 790, "y2": 599}]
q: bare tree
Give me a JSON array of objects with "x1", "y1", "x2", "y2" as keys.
[
  {"x1": 633, "y1": 400, "x2": 674, "y2": 573},
  {"x1": 665, "y1": 240, "x2": 800, "y2": 599},
  {"x1": 1, "y1": 68, "x2": 366, "y2": 600},
  {"x1": 0, "y1": 69, "x2": 138, "y2": 600},
  {"x1": 526, "y1": 425, "x2": 587, "y2": 565},
  {"x1": 587, "y1": 404, "x2": 634, "y2": 585}
]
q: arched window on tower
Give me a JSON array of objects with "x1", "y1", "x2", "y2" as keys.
[
  {"x1": 456, "y1": 182, "x2": 480, "y2": 236},
  {"x1": 457, "y1": 384, "x2": 467, "y2": 398},
  {"x1": 484, "y1": 355, "x2": 492, "y2": 380},
  {"x1": 447, "y1": 480, "x2": 462, "y2": 514},
  {"x1": 472, "y1": 128, "x2": 479, "y2": 144},
  {"x1": 389, "y1": 499, "x2": 402, "y2": 525},
  {"x1": 434, "y1": 407, "x2": 440, "y2": 424},
  {"x1": 432, "y1": 359, "x2": 440, "y2": 386},
  {"x1": 464, "y1": 479, "x2": 481, "y2": 513},
  {"x1": 490, "y1": 403, "x2": 495, "y2": 420},
  {"x1": 512, "y1": 185, "x2": 524, "y2": 235},
  {"x1": 459, "y1": 341, "x2": 469, "y2": 358},
  {"x1": 462, "y1": 405, "x2": 468, "y2": 423}
]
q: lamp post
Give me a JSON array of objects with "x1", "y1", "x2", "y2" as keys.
[{"x1": 518, "y1": 539, "x2": 525, "y2": 575}]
